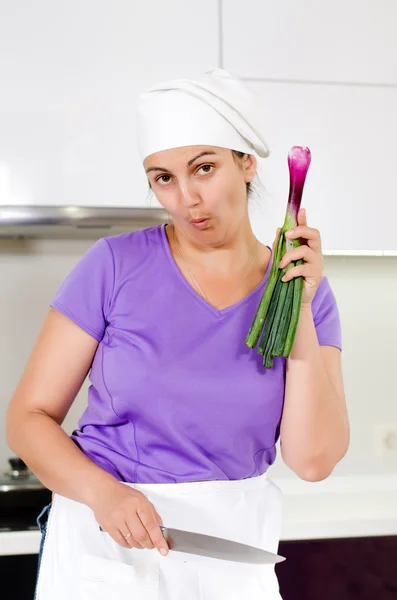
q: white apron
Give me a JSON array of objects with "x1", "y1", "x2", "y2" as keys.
[{"x1": 35, "y1": 471, "x2": 284, "y2": 599}]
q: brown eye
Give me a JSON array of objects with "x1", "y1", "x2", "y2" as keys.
[
  {"x1": 156, "y1": 175, "x2": 171, "y2": 184},
  {"x1": 198, "y1": 164, "x2": 213, "y2": 174}
]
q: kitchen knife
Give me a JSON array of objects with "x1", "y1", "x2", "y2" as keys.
[
  {"x1": 98, "y1": 524, "x2": 285, "y2": 564},
  {"x1": 159, "y1": 526, "x2": 286, "y2": 564}
]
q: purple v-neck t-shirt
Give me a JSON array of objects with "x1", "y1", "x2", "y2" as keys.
[{"x1": 50, "y1": 224, "x2": 342, "y2": 484}]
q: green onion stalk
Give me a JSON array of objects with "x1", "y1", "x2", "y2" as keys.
[{"x1": 245, "y1": 146, "x2": 312, "y2": 368}]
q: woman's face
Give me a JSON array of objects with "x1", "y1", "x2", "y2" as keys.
[{"x1": 144, "y1": 145, "x2": 257, "y2": 244}]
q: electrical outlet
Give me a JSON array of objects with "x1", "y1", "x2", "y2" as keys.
[{"x1": 376, "y1": 426, "x2": 397, "y2": 458}]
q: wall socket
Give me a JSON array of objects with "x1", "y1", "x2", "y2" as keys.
[{"x1": 376, "y1": 426, "x2": 397, "y2": 458}]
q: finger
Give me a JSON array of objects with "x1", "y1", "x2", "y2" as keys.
[
  {"x1": 297, "y1": 207, "x2": 307, "y2": 226},
  {"x1": 278, "y1": 245, "x2": 315, "y2": 269},
  {"x1": 125, "y1": 514, "x2": 154, "y2": 550},
  {"x1": 118, "y1": 524, "x2": 137, "y2": 548},
  {"x1": 153, "y1": 507, "x2": 164, "y2": 527},
  {"x1": 285, "y1": 225, "x2": 319, "y2": 240},
  {"x1": 138, "y1": 507, "x2": 169, "y2": 556},
  {"x1": 285, "y1": 226, "x2": 321, "y2": 248},
  {"x1": 107, "y1": 526, "x2": 135, "y2": 549},
  {"x1": 98, "y1": 522, "x2": 133, "y2": 548},
  {"x1": 281, "y1": 263, "x2": 308, "y2": 282}
]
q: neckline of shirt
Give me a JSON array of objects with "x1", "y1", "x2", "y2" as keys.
[{"x1": 159, "y1": 223, "x2": 273, "y2": 319}]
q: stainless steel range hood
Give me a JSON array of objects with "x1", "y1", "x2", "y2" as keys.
[{"x1": 0, "y1": 206, "x2": 169, "y2": 239}]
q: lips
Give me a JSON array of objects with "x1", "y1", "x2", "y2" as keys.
[{"x1": 190, "y1": 217, "x2": 210, "y2": 230}]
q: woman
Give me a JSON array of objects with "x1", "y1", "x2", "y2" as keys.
[{"x1": 6, "y1": 68, "x2": 349, "y2": 599}]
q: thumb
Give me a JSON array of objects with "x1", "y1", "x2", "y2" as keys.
[
  {"x1": 298, "y1": 207, "x2": 307, "y2": 226},
  {"x1": 272, "y1": 227, "x2": 281, "y2": 253}
]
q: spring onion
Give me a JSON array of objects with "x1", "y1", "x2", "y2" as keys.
[{"x1": 245, "y1": 146, "x2": 312, "y2": 367}]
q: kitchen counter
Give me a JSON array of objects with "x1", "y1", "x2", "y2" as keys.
[
  {"x1": 276, "y1": 473, "x2": 397, "y2": 541},
  {"x1": 1, "y1": 474, "x2": 396, "y2": 556}
]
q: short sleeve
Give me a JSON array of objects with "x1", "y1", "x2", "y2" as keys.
[
  {"x1": 311, "y1": 276, "x2": 342, "y2": 351},
  {"x1": 49, "y1": 237, "x2": 114, "y2": 341}
]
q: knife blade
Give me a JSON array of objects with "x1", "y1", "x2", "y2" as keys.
[
  {"x1": 159, "y1": 526, "x2": 286, "y2": 564},
  {"x1": 98, "y1": 524, "x2": 285, "y2": 564}
]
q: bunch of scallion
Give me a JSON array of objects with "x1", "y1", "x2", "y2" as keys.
[{"x1": 245, "y1": 146, "x2": 312, "y2": 368}]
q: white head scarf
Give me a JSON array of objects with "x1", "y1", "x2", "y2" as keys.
[{"x1": 136, "y1": 68, "x2": 270, "y2": 161}]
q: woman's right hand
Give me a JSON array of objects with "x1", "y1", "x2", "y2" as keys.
[{"x1": 89, "y1": 480, "x2": 169, "y2": 556}]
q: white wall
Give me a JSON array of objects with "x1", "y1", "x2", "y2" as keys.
[{"x1": 1, "y1": 235, "x2": 397, "y2": 478}]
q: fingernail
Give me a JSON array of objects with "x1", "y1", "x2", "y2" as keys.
[{"x1": 159, "y1": 547, "x2": 168, "y2": 556}]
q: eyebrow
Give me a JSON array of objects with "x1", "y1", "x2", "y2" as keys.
[{"x1": 145, "y1": 151, "x2": 217, "y2": 174}]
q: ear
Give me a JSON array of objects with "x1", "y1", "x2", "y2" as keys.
[{"x1": 242, "y1": 154, "x2": 257, "y2": 183}]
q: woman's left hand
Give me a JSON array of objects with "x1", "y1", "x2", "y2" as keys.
[{"x1": 276, "y1": 208, "x2": 324, "y2": 308}]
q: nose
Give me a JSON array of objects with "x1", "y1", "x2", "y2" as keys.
[{"x1": 179, "y1": 179, "x2": 200, "y2": 207}]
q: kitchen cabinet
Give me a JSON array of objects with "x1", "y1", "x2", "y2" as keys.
[
  {"x1": 277, "y1": 536, "x2": 397, "y2": 599},
  {"x1": 0, "y1": 554, "x2": 39, "y2": 599},
  {"x1": 0, "y1": 1, "x2": 219, "y2": 208},
  {"x1": 245, "y1": 80, "x2": 397, "y2": 254},
  {"x1": 222, "y1": 0, "x2": 397, "y2": 85}
]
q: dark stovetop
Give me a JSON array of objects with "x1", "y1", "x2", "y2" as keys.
[
  {"x1": 0, "y1": 516, "x2": 40, "y2": 532},
  {"x1": 0, "y1": 484, "x2": 52, "y2": 532}
]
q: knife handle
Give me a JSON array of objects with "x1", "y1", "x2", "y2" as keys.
[{"x1": 159, "y1": 525, "x2": 170, "y2": 542}]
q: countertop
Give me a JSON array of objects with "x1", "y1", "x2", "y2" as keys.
[{"x1": 1, "y1": 474, "x2": 396, "y2": 556}]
